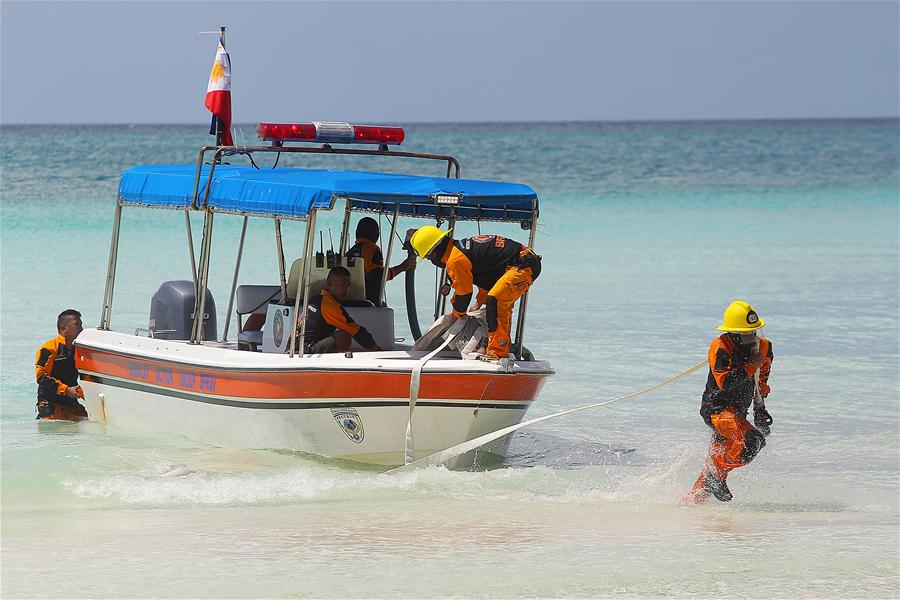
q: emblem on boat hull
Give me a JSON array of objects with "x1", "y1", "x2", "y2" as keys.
[
  {"x1": 273, "y1": 310, "x2": 284, "y2": 347},
  {"x1": 331, "y1": 407, "x2": 364, "y2": 443}
]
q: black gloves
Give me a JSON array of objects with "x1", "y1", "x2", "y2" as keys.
[{"x1": 754, "y1": 407, "x2": 773, "y2": 436}]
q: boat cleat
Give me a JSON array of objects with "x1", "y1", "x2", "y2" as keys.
[{"x1": 474, "y1": 354, "x2": 514, "y2": 371}]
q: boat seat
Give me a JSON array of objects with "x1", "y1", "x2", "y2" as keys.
[
  {"x1": 236, "y1": 284, "x2": 281, "y2": 351},
  {"x1": 286, "y1": 256, "x2": 366, "y2": 302}
]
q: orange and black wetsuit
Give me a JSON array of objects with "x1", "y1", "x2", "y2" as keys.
[
  {"x1": 690, "y1": 334, "x2": 773, "y2": 495},
  {"x1": 442, "y1": 235, "x2": 541, "y2": 358},
  {"x1": 346, "y1": 238, "x2": 405, "y2": 306},
  {"x1": 35, "y1": 335, "x2": 88, "y2": 421},
  {"x1": 303, "y1": 289, "x2": 377, "y2": 353}
]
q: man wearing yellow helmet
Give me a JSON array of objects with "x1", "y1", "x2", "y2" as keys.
[
  {"x1": 409, "y1": 225, "x2": 541, "y2": 360},
  {"x1": 685, "y1": 300, "x2": 774, "y2": 503}
]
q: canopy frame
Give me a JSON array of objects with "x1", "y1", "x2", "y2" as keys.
[{"x1": 102, "y1": 141, "x2": 541, "y2": 360}]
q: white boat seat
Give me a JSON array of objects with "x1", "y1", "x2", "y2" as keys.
[{"x1": 236, "y1": 284, "x2": 281, "y2": 350}]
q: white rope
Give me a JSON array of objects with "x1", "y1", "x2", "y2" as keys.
[
  {"x1": 388, "y1": 359, "x2": 709, "y2": 474},
  {"x1": 404, "y1": 321, "x2": 467, "y2": 464}
]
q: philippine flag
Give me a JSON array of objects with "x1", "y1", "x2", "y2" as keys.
[{"x1": 204, "y1": 36, "x2": 233, "y2": 146}]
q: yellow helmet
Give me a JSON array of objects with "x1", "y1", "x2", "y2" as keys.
[
  {"x1": 410, "y1": 225, "x2": 452, "y2": 262},
  {"x1": 716, "y1": 300, "x2": 766, "y2": 332}
]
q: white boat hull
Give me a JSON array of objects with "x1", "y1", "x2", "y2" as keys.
[{"x1": 76, "y1": 329, "x2": 551, "y2": 465}]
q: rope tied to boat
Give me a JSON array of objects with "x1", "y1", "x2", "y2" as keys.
[
  {"x1": 404, "y1": 317, "x2": 471, "y2": 464},
  {"x1": 390, "y1": 359, "x2": 709, "y2": 473}
]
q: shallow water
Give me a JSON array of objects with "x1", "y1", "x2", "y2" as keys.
[{"x1": 2, "y1": 120, "x2": 898, "y2": 598}]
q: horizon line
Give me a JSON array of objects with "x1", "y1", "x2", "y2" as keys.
[{"x1": 2, "y1": 116, "x2": 898, "y2": 127}]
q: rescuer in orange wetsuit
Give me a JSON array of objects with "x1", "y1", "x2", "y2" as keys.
[
  {"x1": 302, "y1": 266, "x2": 380, "y2": 353},
  {"x1": 409, "y1": 225, "x2": 541, "y2": 360},
  {"x1": 346, "y1": 217, "x2": 415, "y2": 306},
  {"x1": 686, "y1": 300, "x2": 774, "y2": 503},
  {"x1": 35, "y1": 309, "x2": 88, "y2": 421}
]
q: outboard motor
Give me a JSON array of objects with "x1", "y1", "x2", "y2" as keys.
[{"x1": 149, "y1": 280, "x2": 216, "y2": 340}]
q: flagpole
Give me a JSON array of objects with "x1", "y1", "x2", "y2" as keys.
[{"x1": 215, "y1": 26, "x2": 226, "y2": 148}]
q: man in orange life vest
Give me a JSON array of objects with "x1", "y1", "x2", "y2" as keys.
[
  {"x1": 409, "y1": 226, "x2": 541, "y2": 360},
  {"x1": 302, "y1": 266, "x2": 380, "y2": 353},
  {"x1": 346, "y1": 217, "x2": 415, "y2": 306},
  {"x1": 686, "y1": 300, "x2": 774, "y2": 503},
  {"x1": 35, "y1": 309, "x2": 88, "y2": 421}
]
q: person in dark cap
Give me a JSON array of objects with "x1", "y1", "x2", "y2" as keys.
[{"x1": 346, "y1": 217, "x2": 415, "y2": 306}]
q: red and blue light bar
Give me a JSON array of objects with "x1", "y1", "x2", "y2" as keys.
[{"x1": 256, "y1": 121, "x2": 405, "y2": 145}]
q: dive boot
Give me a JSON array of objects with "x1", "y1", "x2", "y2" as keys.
[{"x1": 702, "y1": 473, "x2": 733, "y2": 502}]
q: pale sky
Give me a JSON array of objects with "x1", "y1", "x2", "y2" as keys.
[{"x1": 1, "y1": 1, "x2": 897, "y2": 124}]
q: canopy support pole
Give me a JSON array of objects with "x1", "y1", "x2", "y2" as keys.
[
  {"x1": 185, "y1": 211, "x2": 198, "y2": 289},
  {"x1": 100, "y1": 202, "x2": 123, "y2": 330},
  {"x1": 222, "y1": 216, "x2": 248, "y2": 342},
  {"x1": 290, "y1": 211, "x2": 317, "y2": 358},
  {"x1": 275, "y1": 217, "x2": 288, "y2": 300},
  {"x1": 436, "y1": 212, "x2": 456, "y2": 319},
  {"x1": 190, "y1": 210, "x2": 215, "y2": 343},
  {"x1": 339, "y1": 199, "x2": 351, "y2": 255},
  {"x1": 380, "y1": 205, "x2": 400, "y2": 307},
  {"x1": 512, "y1": 202, "x2": 538, "y2": 360}
]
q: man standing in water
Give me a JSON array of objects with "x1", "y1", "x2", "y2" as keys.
[
  {"x1": 686, "y1": 300, "x2": 774, "y2": 503},
  {"x1": 35, "y1": 309, "x2": 88, "y2": 421},
  {"x1": 408, "y1": 225, "x2": 541, "y2": 361}
]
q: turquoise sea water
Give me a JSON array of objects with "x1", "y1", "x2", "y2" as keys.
[{"x1": 1, "y1": 120, "x2": 898, "y2": 598}]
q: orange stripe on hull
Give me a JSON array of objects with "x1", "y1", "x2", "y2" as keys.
[{"x1": 76, "y1": 346, "x2": 548, "y2": 402}]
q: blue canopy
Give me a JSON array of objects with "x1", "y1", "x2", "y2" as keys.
[{"x1": 118, "y1": 165, "x2": 538, "y2": 223}]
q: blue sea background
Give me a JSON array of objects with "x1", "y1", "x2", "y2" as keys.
[{"x1": 1, "y1": 119, "x2": 898, "y2": 598}]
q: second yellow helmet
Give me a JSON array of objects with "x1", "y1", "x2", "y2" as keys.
[{"x1": 716, "y1": 300, "x2": 766, "y2": 332}]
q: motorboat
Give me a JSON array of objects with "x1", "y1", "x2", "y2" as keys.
[{"x1": 76, "y1": 121, "x2": 553, "y2": 465}]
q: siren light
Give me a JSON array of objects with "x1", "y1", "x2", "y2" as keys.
[{"x1": 256, "y1": 121, "x2": 405, "y2": 145}]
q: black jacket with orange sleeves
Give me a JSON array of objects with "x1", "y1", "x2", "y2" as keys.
[
  {"x1": 444, "y1": 235, "x2": 540, "y2": 315},
  {"x1": 303, "y1": 290, "x2": 376, "y2": 350},
  {"x1": 35, "y1": 335, "x2": 80, "y2": 406},
  {"x1": 701, "y1": 334, "x2": 773, "y2": 423}
]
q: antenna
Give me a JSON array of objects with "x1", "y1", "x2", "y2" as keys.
[{"x1": 326, "y1": 229, "x2": 336, "y2": 268}]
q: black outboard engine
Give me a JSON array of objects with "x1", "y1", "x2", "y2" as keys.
[{"x1": 149, "y1": 280, "x2": 216, "y2": 340}]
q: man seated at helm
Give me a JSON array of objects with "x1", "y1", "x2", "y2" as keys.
[
  {"x1": 409, "y1": 226, "x2": 541, "y2": 360},
  {"x1": 346, "y1": 217, "x2": 416, "y2": 306},
  {"x1": 302, "y1": 266, "x2": 380, "y2": 353}
]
